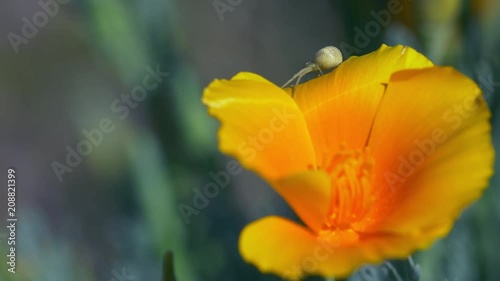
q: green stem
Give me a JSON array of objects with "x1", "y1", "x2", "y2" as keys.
[{"x1": 162, "y1": 251, "x2": 177, "y2": 281}]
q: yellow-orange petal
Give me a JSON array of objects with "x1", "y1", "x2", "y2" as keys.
[
  {"x1": 291, "y1": 45, "x2": 434, "y2": 165},
  {"x1": 271, "y1": 170, "x2": 331, "y2": 232},
  {"x1": 239, "y1": 216, "x2": 453, "y2": 279},
  {"x1": 364, "y1": 67, "x2": 494, "y2": 236},
  {"x1": 203, "y1": 72, "x2": 316, "y2": 180},
  {"x1": 239, "y1": 216, "x2": 318, "y2": 280}
]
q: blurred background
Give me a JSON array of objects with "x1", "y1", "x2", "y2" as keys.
[{"x1": 0, "y1": 0, "x2": 499, "y2": 280}]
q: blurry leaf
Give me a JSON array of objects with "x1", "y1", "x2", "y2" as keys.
[
  {"x1": 127, "y1": 131, "x2": 196, "y2": 281},
  {"x1": 87, "y1": 0, "x2": 150, "y2": 82}
]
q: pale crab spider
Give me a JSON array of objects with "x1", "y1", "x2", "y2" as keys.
[{"x1": 282, "y1": 46, "x2": 343, "y2": 97}]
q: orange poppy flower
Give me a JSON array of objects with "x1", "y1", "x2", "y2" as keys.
[{"x1": 202, "y1": 45, "x2": 494, "y2": 280}]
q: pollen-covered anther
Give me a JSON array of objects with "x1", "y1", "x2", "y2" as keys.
[{"x1": 321, "y1": 147, "x2": 375, "y2": 230}]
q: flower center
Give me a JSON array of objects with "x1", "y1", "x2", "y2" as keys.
[{"x1": 317, "y1": 147, "x2": 375, "y2": 245}]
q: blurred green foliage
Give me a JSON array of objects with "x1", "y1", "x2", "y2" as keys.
[{"x1": 1, "y1": 0, "x2": 499, "y2": 281}]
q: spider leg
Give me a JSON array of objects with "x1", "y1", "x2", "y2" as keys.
[{"x1": 282, "y1": 65, "x2": 314, "y2": 88}]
